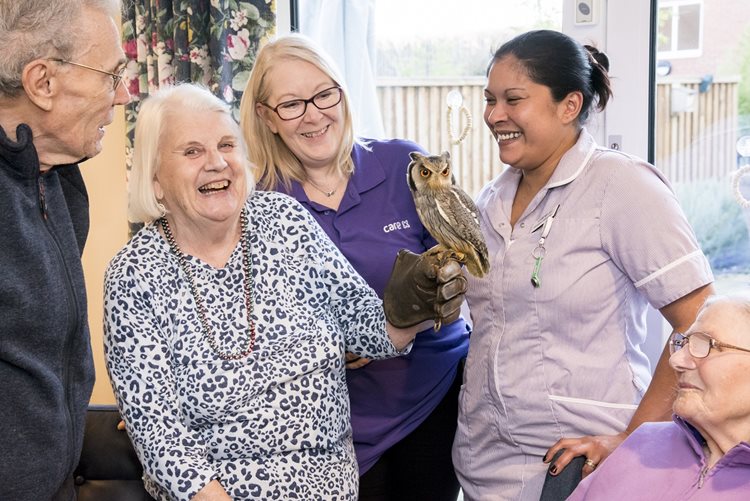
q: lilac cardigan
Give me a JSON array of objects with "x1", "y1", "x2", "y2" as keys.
[{"x1": 569, "y1": 416, "x2": 750, "y2": 500}]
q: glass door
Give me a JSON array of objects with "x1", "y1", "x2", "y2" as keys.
[{"x1": 654, "y1": 0, "x2": 750, "y2": 293}]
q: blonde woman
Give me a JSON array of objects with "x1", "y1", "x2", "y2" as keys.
[{"x1": 240, "y1": 35, "x2": 469, "y2": 500}]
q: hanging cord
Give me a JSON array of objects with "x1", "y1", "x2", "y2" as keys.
[
  {"x1": 731, "y1": 165, "x2": 750, "y2": 208},
  {"x1": 446, "y1": 89, "x2": 472, "y2": 145}
]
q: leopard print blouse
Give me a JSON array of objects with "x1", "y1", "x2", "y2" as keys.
[{"x1": 104, "y1": 191, "x2": 401, "y2": 500}]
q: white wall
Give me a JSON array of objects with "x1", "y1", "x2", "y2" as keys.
[
  {"x1": 562, "y1": 0, "x2": 609, "y2": 146},
  {"x1": 562, "y1": 0, "x2": 652, "y2": 159},
  {"x1": 564, "y1": 0, "x2": 667, "y2": 371},
  {"x1": 276, "y1": 0, "x2": 292, "y2": 35}
]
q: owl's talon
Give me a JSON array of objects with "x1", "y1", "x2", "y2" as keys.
[
  {"x1": 426, "y1": 245, "x2": 463, "y2": 267},
  {"x1": 434, "y1": 318, "x2": 442, "y2": 332},
  {"x1": 425, "y1": 244, "x2": 448, "y2": 257}
]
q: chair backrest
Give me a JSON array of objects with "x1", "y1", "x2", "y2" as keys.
[{"x1": 74, "y1": 405, "x2": 156, "y2": 501}]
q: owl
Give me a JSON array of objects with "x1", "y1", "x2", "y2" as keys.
[{"x1": 407, "y1": 151, "x2": 490, "y2": 278}]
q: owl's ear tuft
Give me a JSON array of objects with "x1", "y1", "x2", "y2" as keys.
[
  {"x1": 441, "y1": 151, "x2": 451, "y2": 161},
  {"x1": 409, "y1": 151, "x2": 424, "y2": 162}
]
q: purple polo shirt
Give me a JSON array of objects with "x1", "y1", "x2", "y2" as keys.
[{"x1": 276, "y1": 139, "x2": 469, "y2": 474}]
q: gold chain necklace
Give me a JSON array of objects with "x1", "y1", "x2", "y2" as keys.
[
  {"x1": 306, "y1": 176, "x2": 344, "y2": 198},
  {"x1": 159, "y1": 208, "x2": 256, "y2": 360}
]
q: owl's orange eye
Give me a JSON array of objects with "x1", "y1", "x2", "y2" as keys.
[
  {"x1": 441, "y1": 168, "x2": 450, "y2": 177},
  {"x1": 420, "y1": 168, "x2": 431, "y2": 178}
]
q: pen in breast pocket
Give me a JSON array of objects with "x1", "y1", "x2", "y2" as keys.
[
  {"x1": 539, "y1": 204, "x2": 559, "y2": 241},
  {"x1": 530, "y1": 204, "x2": 559, "y2": 288}
]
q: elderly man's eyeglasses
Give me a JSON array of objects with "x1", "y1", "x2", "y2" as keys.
[
  {"x1": 262, "y1": 86, "x2": 342, "y2": 121},
  {"x1": 669, "y1": 331, "x2": 750, "y2": 358},
  {"x1": 48, "y1": 58, "x2": 125, "y2": 91}
]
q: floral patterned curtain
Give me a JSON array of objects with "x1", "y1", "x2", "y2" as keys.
[{"x1": 121, "y1": 0, "x2": 275, "y2": 233}]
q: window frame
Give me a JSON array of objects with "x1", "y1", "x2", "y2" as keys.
[{"x1": 657, "y1": 0, "x2": 704, "y2": 59}]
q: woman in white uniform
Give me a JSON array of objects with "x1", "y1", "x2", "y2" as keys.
[{"x1": 452, "y1": 30, "x2": 714, "y2": 500}]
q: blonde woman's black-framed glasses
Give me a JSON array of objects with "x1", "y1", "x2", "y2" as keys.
[{"x1": 262, "y1": 86, "x2": 343, "y2": 121}]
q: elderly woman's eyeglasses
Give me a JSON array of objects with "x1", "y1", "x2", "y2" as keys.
[
  {"x1": 669, "y1": 331, "x2": 750, "y2": 358},
  {"x1": 262, "y1": 86, "x2": 342, "y2": 121},
  {"x1": 48, "y1": 58, "x2": 125, "y2": 91}
]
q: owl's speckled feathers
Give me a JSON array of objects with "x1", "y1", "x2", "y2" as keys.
[{"x1": 407, "y1": 151, "x2": 490, "y2": 278}]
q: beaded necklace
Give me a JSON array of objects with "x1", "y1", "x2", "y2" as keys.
[{"x1": 159, "y1": 207, "x2": 256, "y2": 360}]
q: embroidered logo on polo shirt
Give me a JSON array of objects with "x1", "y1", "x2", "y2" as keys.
[{"x1": 383, "y1": 219, "x2": 411, "y2": 233}]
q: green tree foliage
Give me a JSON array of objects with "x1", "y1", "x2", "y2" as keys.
[
  {"x1": 675, "y1": 177, "x2": 750, "y2": 272},
  {"x1": 377, "y1": 34, "x2": 496, "y2": 78},
  {"x1": 376, "y1": 21, "x2": 558, "y2": 79}
]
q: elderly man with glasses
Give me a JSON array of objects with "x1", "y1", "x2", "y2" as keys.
[
  {"x1": 0, "y1": 1, "x2": 129, "y2": 499},
  {"x1": 568, "y1": 293, "x2": 750, "y2": 500}
]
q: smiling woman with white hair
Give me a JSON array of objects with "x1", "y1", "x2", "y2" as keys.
[
  {"x1": 568, "y1": 293, "x2": 750, "y2": 500},
  {"x1": 103, "y1": 83, "x2": 466, "y2": 500}
]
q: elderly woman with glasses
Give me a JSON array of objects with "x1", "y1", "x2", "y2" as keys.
[{"x1": 567, "y1": 293, "x2": 750, "y2": 500}]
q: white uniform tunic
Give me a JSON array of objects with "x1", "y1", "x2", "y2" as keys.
[{"x1": 453, "y1": 130, "x2": 713, "y2": 500}]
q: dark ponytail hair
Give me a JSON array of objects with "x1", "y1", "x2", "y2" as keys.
[{"x1": 488, "y1": 30, "x2": 613, "y2": 124}]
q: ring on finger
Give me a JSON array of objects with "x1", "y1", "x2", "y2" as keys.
[{"x1": 584, "y1": 458, "x2": 598, "y2": 470}]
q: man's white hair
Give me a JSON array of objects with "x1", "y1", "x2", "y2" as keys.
[{"x1": 0, "y1": 0, "x2": 121, "y2": 97}]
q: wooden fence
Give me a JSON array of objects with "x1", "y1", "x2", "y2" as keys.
[
  {"x1": 377, "y1": 77, "x2": 503, "y2": 198},
  {"x1": 655, "y1": 77, "x2": 740, "y2": 183},
  {"x1": 376, "y1": 77, "x2": 740, "y2": 195}
]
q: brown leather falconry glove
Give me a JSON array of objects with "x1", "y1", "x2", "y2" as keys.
[{"x1": 383, "y1": 248, "x2": 467, "y2": 330}]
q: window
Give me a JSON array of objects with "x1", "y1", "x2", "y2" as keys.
[
  {"x1": 374, "y1": 1, "x2": 562, "y2": 79},
  {"x1": 297, "y1": 0, "x2": 562, "y2": 198},
  {"x1": 658, "y1": 0, "x2": 703, "y2": 58}
]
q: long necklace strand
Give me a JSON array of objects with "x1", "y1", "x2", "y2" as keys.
[{"x1": 159, "y1": 208, "x2": 256, "y2": 360}]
